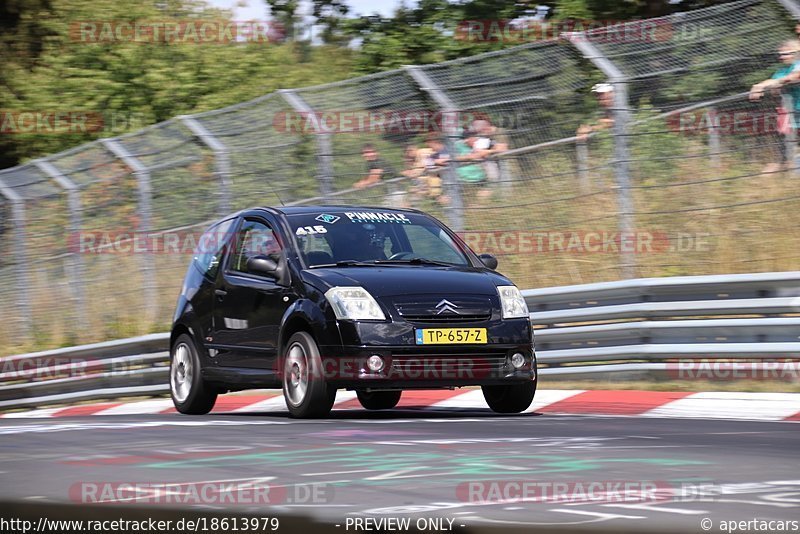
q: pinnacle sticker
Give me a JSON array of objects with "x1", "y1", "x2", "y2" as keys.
[
  {"x1": 344, "y1": 212, "x2": 411, "y2": 224},
  {"x1": 315, "y1": 213, "x2": 340, "y2": 224}
]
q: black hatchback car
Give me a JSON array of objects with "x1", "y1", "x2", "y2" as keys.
[{"x1": 170, "y1": 206, "x2": 536, "y2": 418}]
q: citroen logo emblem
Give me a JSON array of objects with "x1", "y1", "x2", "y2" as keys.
[{"x1": 435, "y1": 299, "x2": 460, "y2": 315}]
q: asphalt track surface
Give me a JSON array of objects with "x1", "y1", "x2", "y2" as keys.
[{"x1": 0, "y1": 405, "x2": 798, "y2": 533}]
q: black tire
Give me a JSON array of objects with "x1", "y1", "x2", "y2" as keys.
[
  {"x1": 482, "y1": 380, "x2": 536, "y2": 414},
  {"x1": 170, "y1": 333, "x2": 218, "y2": 415},
  {"x1": 282, "y1": 332, "x2": 336, "y2": 418},
  {"x1": 356, "y1": 390, "x2": 402, "y2": 410}
]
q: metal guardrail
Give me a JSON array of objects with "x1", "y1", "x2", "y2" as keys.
[{"x1": 1, "y1": 272, "x2": 799, "y2": 411}]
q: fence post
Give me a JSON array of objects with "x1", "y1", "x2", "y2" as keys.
[
  {"x1": 781, "y1": 94, "x2": 797, "y2": 175},
  {"x1": 566, "y1": 35, "x2": 636, "y2": 279},
  {"x1": 576, "y1": 141, "x2": 590, "y2": 193},
  {"x1": 279, "y1": 90, "x2": 334, "y2": 200},
  {"x1": 101, "y1": 139, "x2": 158, "y2": 323},
  {"x1": 707, "y1": 106, "x2": 721, "y2": 171},
  {"x1": 34, "y1": 159, "x2": 88, "y2": 333},
  {"x1": 776, "y1": 0, "x2": 800, "y2": 19},
  {"x1": 179, "y1": 116, "x2": 232, "y2": 215},
  {"x1": 0, "y1": 178, "x2": 32, "y2": 342},
  {"x1": 404, "y1": 66, "x2": 465, "y2": 232}
]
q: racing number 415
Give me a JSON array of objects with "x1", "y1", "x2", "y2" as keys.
[{"x1": 296, "y1": 225, "x2": 328, "y2": 236}]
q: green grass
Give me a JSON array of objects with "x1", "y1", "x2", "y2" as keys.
[{"x1": 2, "y1": 115, "x2": 798, "y2": 357}]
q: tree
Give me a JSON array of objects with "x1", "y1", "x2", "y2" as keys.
[{"x1": 0, "y1": 0, "x2": 354, "y2": 168}]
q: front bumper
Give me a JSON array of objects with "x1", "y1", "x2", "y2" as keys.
[{"x1": 318, "y1": 317, "x2": 535, "y2": 389}]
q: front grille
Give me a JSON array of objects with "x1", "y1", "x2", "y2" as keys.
[
  {"x1": 395, "y1": 297, "x2": 493, "y2": 324},
  {"x1": 390, "y1": 355, "x2": 507, "y2": 379},
  {"x1": 399, "y1": 313, "x2": 491, "y2": 323}
]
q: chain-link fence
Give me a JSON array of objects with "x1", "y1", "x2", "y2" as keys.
[{"x1": 1, "y1": 0, "x2": 799, "y2": 351}]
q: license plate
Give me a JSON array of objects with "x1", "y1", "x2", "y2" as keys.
[{"x1": 415, "y1": 328, "x2": 487, "y2": 345}]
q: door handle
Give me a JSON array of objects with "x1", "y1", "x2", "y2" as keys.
[{"x1": 215, "y1": 289, "x2": 228, "y2": 298}]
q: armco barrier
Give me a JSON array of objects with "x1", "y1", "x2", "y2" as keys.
[{"x1": 2, "y1": 272, "x2": 799, "y2": 411}]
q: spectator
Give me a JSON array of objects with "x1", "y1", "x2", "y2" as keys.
[
  {"x1": 577, "y1": 83, "x2": 615, "y2": 142},
  {"x1": 471, "y1": 119, "x2": 508, "y2": 154},
  {"x1": 471, "y1": 118, "x2": 508, "y2": 182},
  {"x1": 354, "y1": 144, "x2": 385, "y2": 189},
  {"x1": 424, "y1": 132, "x2": 491, "y2": 203},
  {"x1": 424, "y1": 135, "x2": 450, "y2": 202},
  {"x1": 749, "y1": 39, "x2": 800, "y2": 173},
  {"x1": 454, "y1": 130, "x2": 491, "y2": 200},
  {"x1": 401, "y1": 143, "x2": 436, "y2": 201},
  {"x1": 425, "y1": 135, "x2": 450, "y2": 167}
]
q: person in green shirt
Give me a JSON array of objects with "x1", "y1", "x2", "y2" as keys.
[
  {"x1": 749, "y1": 39, "x2": 800, "y2": 173},
  {"x1": 454, "y1": 132, "x2": 488, "y2": 184}
]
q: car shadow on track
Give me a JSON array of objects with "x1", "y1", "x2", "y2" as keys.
[{"x1": 219, "y1": 407, "x2": 544, "y2": 420}]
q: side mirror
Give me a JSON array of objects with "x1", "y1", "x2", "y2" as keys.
[
  {"x1": 246, "y1": 255, "x2": 279, "y2": 278},
  {"x1": 479, "y1": 253, "x2": 498, "y2": 270}
]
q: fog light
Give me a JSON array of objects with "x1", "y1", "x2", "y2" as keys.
[
  {"x1": 367, "y1": 354, "x2": 385, "y2": 372},
  {"x1": 510, "y1": 352, "x2": 526, "y2": 369}
]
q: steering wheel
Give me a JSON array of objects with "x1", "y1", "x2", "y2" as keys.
[{"x1": 388, "y1": 251, "x2": 416, "y2": 260}]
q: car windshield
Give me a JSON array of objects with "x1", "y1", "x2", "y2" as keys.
[{"x1": 287, "y1": 210, "x2": 470, "y2": 267}]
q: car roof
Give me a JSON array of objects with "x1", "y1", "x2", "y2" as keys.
[{"x1": 253, "y1": 205, "x2": 425, "y2": 216}]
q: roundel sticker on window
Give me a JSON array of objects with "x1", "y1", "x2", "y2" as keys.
[{"x1": 315, "y1": 214, "x2": 340, "y2": 224}]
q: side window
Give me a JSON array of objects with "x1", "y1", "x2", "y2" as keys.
[
  {"x1": 231, "y1": 219, "x2": 282, "y2": 274},
  {"x1": 193, "y1": 219, "x2": 235, "y2": 279}
]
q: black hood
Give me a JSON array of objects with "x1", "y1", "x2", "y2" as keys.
[{"x1": 301, "y1": 265, "x2": 512, "y2": 298}]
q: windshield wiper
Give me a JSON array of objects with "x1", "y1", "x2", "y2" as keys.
[
  {"x1": 373, "y1": 257, "x2": 455, "y2": 267},
  {"x1": 308, "y1": 260, "x2": 376, "y2": 268}
]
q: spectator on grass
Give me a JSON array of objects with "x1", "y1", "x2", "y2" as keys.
[
  {"x1": 471, "y1": 119, "x2": 508, "y2": 154},
  {"x1": 576, "y1": 83, "x2": 615, "y2": 142},
  {"x1": 402, "y1": 143, "x2": 438, "y2": 201},
  {"x1": 454, "y1": 130, "x2": 491, "y2": 201},
  {"x1": 749, "y1": 39, "x2": 800, "y2": 173},
  {"x1": 471, "y1": 118, "x2": 508, "y2": 182},
  {"x1": 424, "y1": 132, "x2": 491, "y2": 202},
  {"x1": 354, "y1": 144, "x2": 390, "y2": 189}
]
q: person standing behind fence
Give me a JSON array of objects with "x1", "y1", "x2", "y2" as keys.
[
  {"x1": 749, "y1": 39, "x2": 800, "y2": 173},
  {"x1": 471, "y1": 119, "x2": 508, "y2": 183},
  {"x1": 401, "y1": 143, "x2": 436, "y2": 202},
  {"x1": 576, "y1": 83, "x2": 615, "y2": 142},
  {"x1": 354, "y1": 144, "x2": 386, "y2": 189},
  {"x1": 455, "y1": 130, "x2": 491, "y2": 202},
  {"x1": 354, "y1": 143, "x2": 403, "y2": 206}
]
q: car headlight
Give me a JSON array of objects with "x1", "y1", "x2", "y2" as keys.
[
  {"x1": 325, "y1": 287, "x2": 386, "y2": 321},
  {"x1": 497, "y1": 285, "x2": 529, "y2": 319}
]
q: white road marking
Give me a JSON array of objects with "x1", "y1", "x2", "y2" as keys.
[
  {"x1": 231, "y1": 396, "x2": 287, "y2": 413},
  {"x1": 643, "y1": 392, "x2": 800, "y2": 421},
  {"x1": 2, "y1": 407, "x2": 67, "y2": 418},
  {"x1": 431, "y1": 390, "x2": 486, "y2": 409},
  {"x1": 525, "y1": 389, "x2": 586, "y2": 413},
  {"x1": 0, "y1": 420, "x2": 289, "y2": 435},
  {"x1": 602, "y1": 502, "x2": 707, "y2": 515},
  {"x1": 94, "y1": 399, "x2": 173, "y2": 416},
  {"x1": 301, "y1": 469, "x2": 374, "y2": 477}
]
